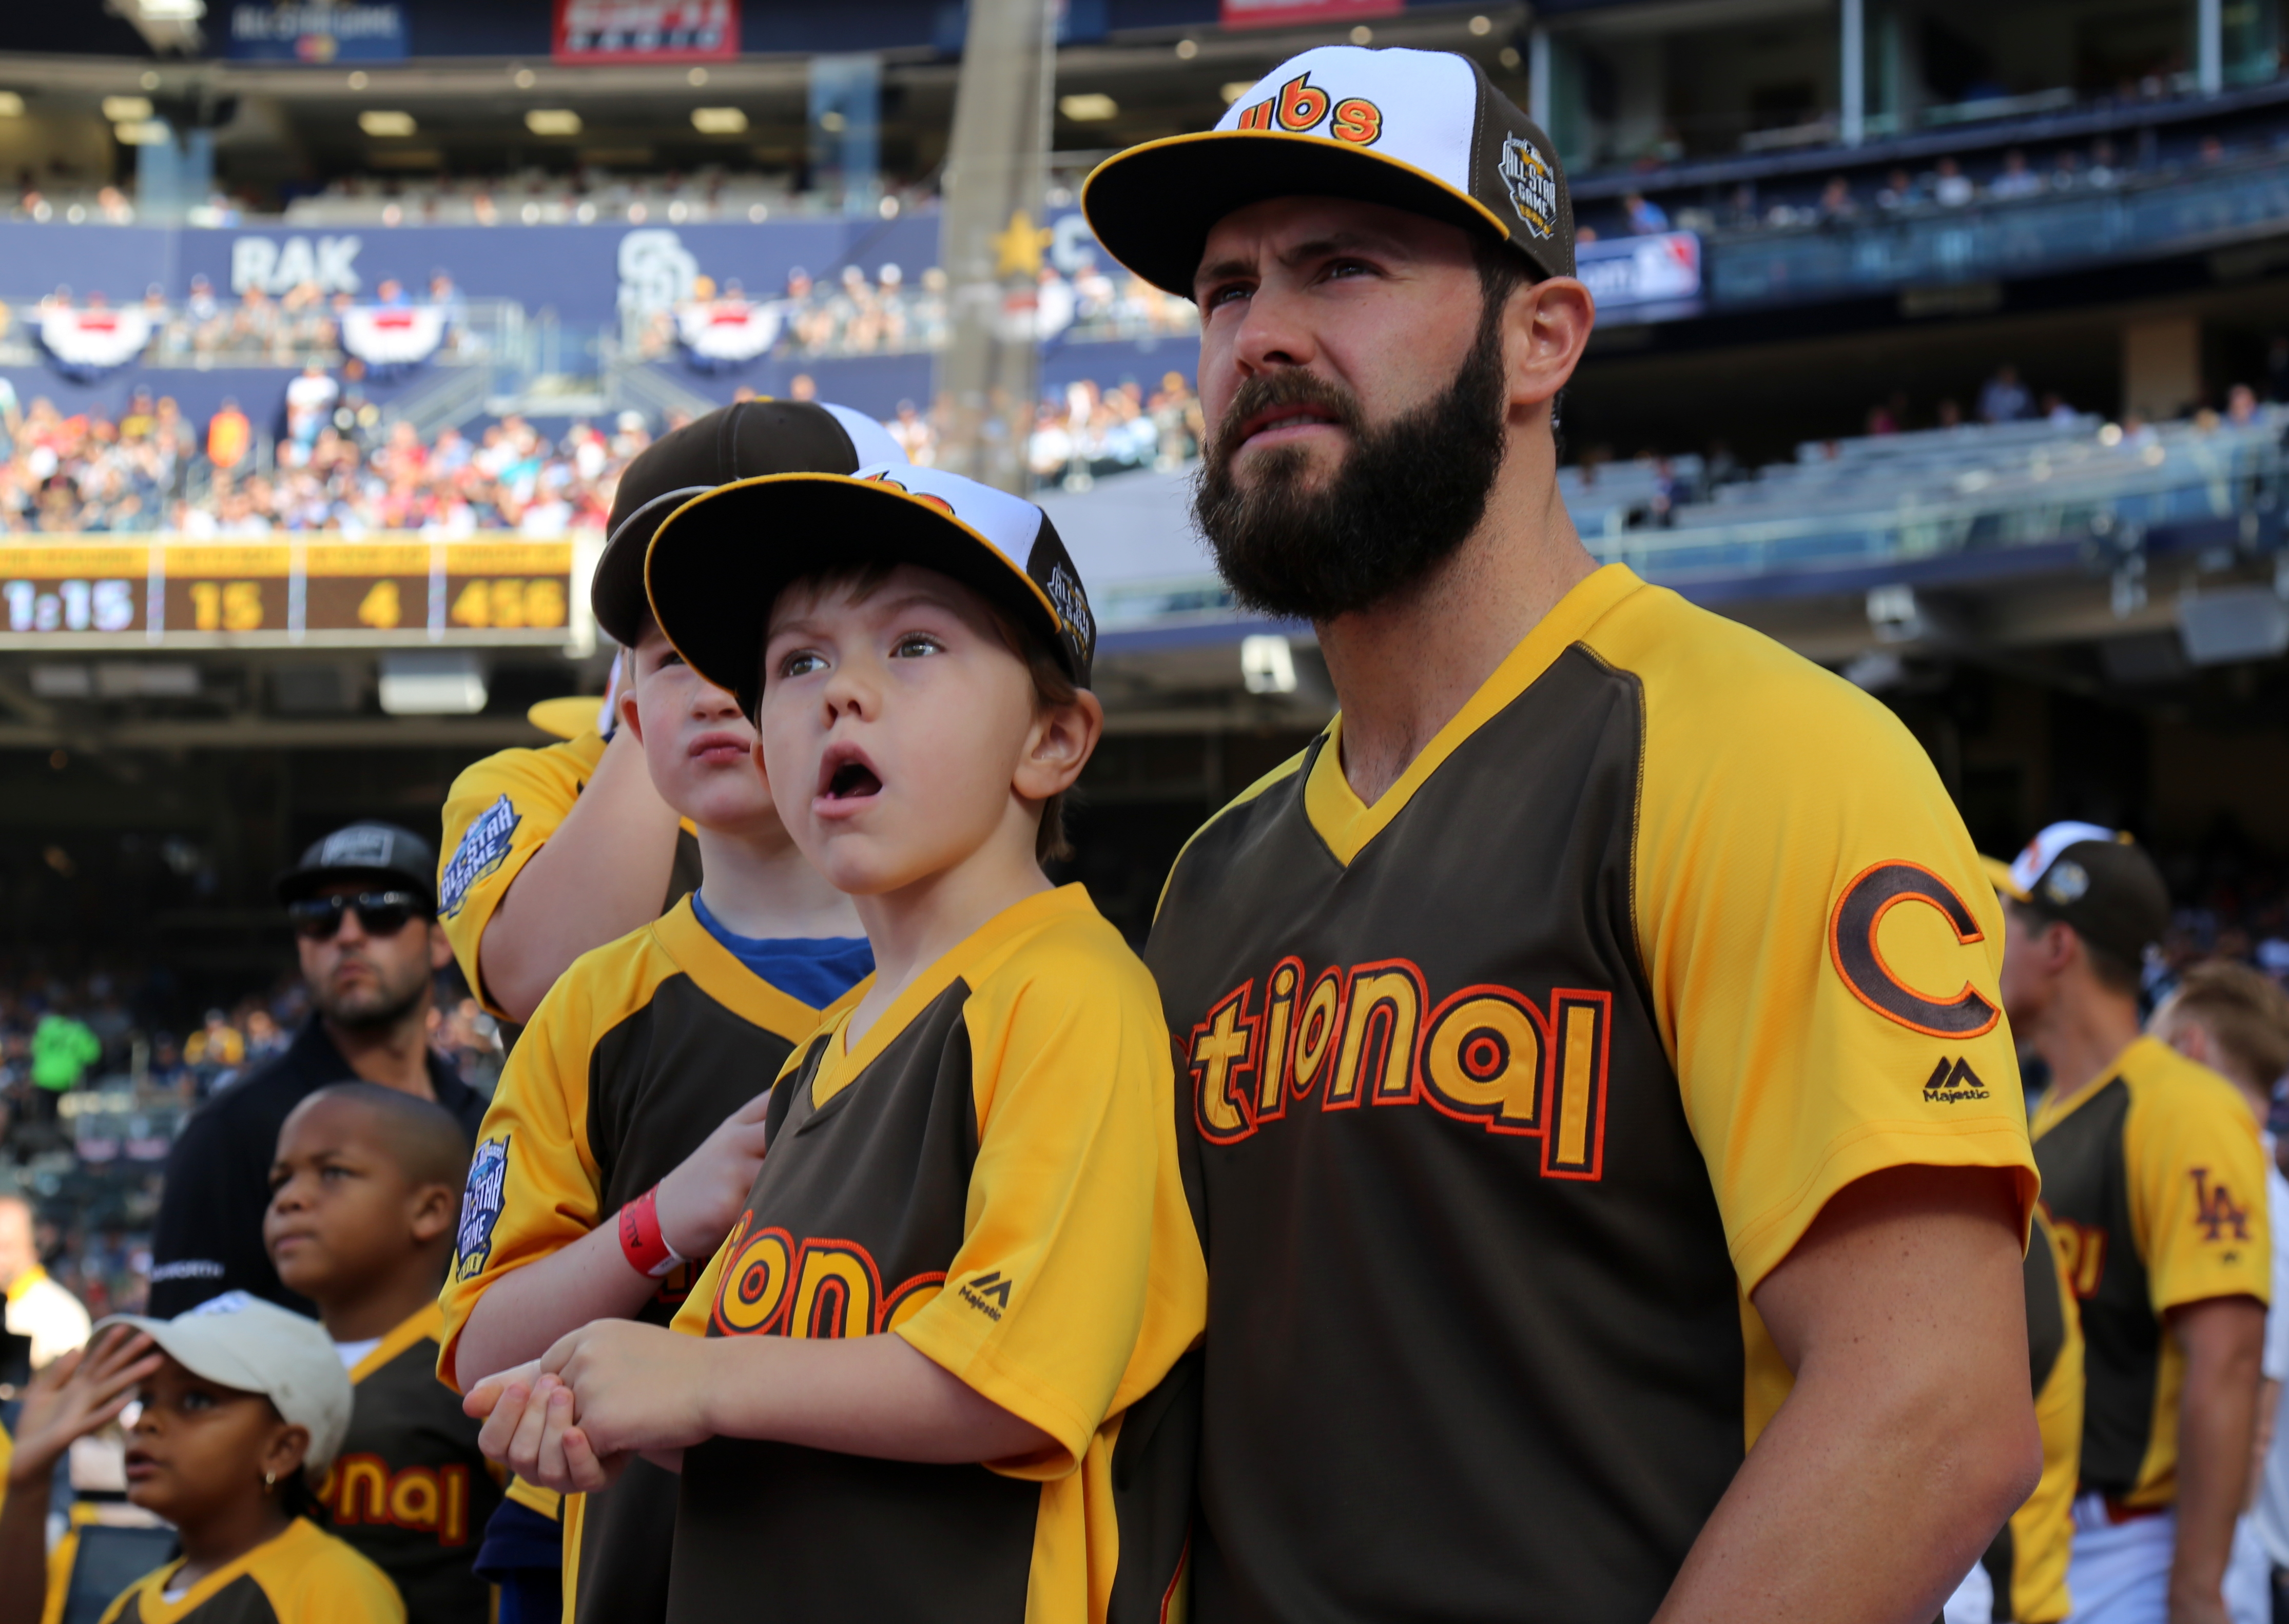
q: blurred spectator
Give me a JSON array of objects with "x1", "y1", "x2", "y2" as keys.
[
  {"x1": 1991, "y1": 149, "x2": 2044, "y2": 199},
  {"x1": 1624, "y1": 191, "x2": 1671, "y2": 234},
  {"x1": 184, "y1": 1007, "x2": 244, "y2": 1081},
  {"x1": 1934, "y1": 158, "x2": 1976, "y2": 206},
  {"x1": 205, "y1": 398, "x2": 251, "y2": 472},
  {"x1": 30, "y1": 1010, "x2": 99, "y2": 1097},
  {"x1": 1877, "y1": 168, "x2": 1923, "y2": 209},
  {"x1": 1978, "y1": 364, "x2": 2032, "y2": 424},
  {"x1": 1819, "y1": 177, "x2": 1858, "y2": 221},
  {"x1": 0, "y1": 1193, "x2": 90, "y2": 1368},
  {"x1": 284, "y1": 361, "x2": 338, "y2": 448}
]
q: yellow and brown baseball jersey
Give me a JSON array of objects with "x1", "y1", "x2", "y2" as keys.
[
  {"x1": 96, "y1": 1517, "x2": 403, "y2": 1624},
  {"x1": 2033, "y1": 1033, "x2": 2272, "y2": 1510},
  {"x1": 437, "y1": 732, "x2": 702, "y2": 1021},
  {"x1": 320, "y1": 1304, "x2": 502, "y2": 1624},
  {"x1": 1145, "y1": 563, "x2": 2040, "y2": 1623},
  {"x1": 438, "y1": 897, "x2": 840, "y2": 1624},
  {"x1": 666, "y1": 884, "x2": 1207, "y2": 1624},
  {"x1": 1979, "y1": 1204, "x2": 2083, "y2": 1622}
]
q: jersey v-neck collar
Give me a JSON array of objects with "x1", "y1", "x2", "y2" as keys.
[
  {"x1": 1302, "y1": 563, "x2": 1645, "y2": 867},
  {"x1": 2029, "y1": 1034, "x2": 2155, "y2": 1140},
  {"x1": 653, "y1": 894, "x2": 837, "y2": 1035},
  {"x1": 134, "y1": 1518, "x2": 319, "y2": 1623},
  {"x1": 812, "y1": 884, "x2": 1094, "y2": 1109},
  {"x1": 348, "y1": 1300, "x2": 442, "y2": 1385}
]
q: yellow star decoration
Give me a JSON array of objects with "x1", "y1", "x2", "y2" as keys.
[{"x1": 993, "y1": 210, "x2": 1055, "y2": 278}]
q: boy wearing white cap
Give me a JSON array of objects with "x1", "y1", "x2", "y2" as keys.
[
  {"x1": 470, "y1": 464, "x2": 1207, "y2": 1623},
  {"x1": 0, "y1": 1293, "x2": 401, "y2": 1624}
]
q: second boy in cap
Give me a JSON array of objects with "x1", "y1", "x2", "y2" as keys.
[{"x1": 469, "y1": 464, "x2": 1206, "y2": 1623}]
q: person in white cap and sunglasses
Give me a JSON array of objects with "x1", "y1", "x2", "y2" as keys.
[
  {"x1": 1083, "y1": 43, "x2": 2043, "y2": 1624},
  {"x1": 0, "y1": 1292, "x2": 403, "y2": 1624}
]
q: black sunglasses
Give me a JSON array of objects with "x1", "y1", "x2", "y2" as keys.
[{"x1": 287, "y1": 890, "x2": 430, "y2": 941}]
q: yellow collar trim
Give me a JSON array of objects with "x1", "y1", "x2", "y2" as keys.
[
  {"x1": 2030, "y1": 1034, "x2": 2158, "y2": 1139},
  {"x1": 652, "y1": 896, "x2": 832, "y2": 1040},
  {"x1": 6, "y1": 1266, "x2": 47, "y2": 1305},
  {"x1": 349, "y1": 1302, "x2": 443, "y2": 1385},
  {"x1": 813, "y1": 884, "x2": 1096, "y2": 1109},
  {"x1": 1304, "y1": 563, "x2": 1645, "y2": 867},
  {"x1": 137, "y1": 1518, "x2": 319, "y2": 1622}
]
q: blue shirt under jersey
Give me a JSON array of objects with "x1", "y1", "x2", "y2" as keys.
[{"x1": 691, "y1": 891, "x2": 874, "y2": 1010}]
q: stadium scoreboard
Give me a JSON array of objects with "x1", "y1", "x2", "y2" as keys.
[{"x1": 0, "y1": 538, "x2": 577, "y2": 648}]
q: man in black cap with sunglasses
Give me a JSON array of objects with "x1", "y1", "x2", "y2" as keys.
[{"x1": 149, "y1": 821, "x2": 490, "y2": 1319}]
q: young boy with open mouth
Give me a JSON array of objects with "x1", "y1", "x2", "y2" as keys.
[{"x1": 468, "y1": 464, "x2": 1208, "y2": 1623}]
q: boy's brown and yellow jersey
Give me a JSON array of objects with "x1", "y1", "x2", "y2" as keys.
[
  {"x1": 320, "y1": 1304, "x2": 502, "y2": 1624},
  {"x1": 2032, "y1": 1033, "x2": 2272, "y2": 1510},
  {"x1": 1144, "y1": 564, "x2": 2041, "y2": 1624},
  {"x1": 1982, "y1": 1205, "x2": 2083, "y2": 1622},
  {"x1": 436, "y1": 732, "x2": 701, "y2": 1021},
  {"x1": 98, "y1": 1518, "x2": 403, "y2": 1624},
  {"x1": 438, "y1": 896, "x2": 835, "y2": 1624},
  {"x1": 667, "y1": 885, "x2": 1208, "y2": 1624}
]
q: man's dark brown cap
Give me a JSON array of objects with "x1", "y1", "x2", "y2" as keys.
[
  {"x1": 1984, "y1": 821, "x2": 2170, "y2": 967},
  {"x1": 591, "y1": 400, "x2": 904, "y2": 647}
]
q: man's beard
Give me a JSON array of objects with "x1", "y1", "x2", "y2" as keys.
[
  {"x1": 1192, "y1": 300, "x2": 1510, "y2": 623},
  {"x1": 314, "y1": 955, "x2": 430, "y2": 1033}
]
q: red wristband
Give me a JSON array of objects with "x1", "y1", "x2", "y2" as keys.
[{"x1": 617, "y1": 1185, "x2": 686, "y2": 1279}]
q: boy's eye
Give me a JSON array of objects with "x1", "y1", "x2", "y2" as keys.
[
  {"x1": 779, "y1": 650, "x2": 826, "y2": 679},
  {"x1": 891, "y1": 633, "x2": 943, "y2": 659}
]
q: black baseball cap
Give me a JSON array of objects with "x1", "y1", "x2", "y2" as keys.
[
  {"x1": 591, "y1": 400, "x2": 904, "y2": 648},
  {"x1": 276, "y1": 822, "x2": 438, "y2": 909},
  {"x1": 645, "y1": 463, "x2": 1098, "y2": 720},
  {"x1": 1082, "y1": 45, "x2": 1574, "y2": 298},
  {"x1": 1983, "y1": 821, "x2": 2170, "y2": 966}
]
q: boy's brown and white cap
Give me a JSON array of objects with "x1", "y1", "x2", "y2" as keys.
[
  {"x1": 645, "y1": 462, "x2": 1097, "y2": 718},
  {"x1": 96, "y1": 1292, "x2": 353, "y2": 1473},
  {"x1": 1081, "y1": 45, "x2": 1573, "y2": 297}
]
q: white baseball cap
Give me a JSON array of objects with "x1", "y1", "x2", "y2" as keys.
[
  {"x1": 98, "y1": 1293, "x2": 352, "y2": 1474},
  {"x1": 1083, "y1": 45, "x2": 1574, "y2": 297}
]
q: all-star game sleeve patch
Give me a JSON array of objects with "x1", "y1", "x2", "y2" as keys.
[
  {"x1": 453, "y1": 1136, "x2": 511, "y2": 1282},
  {"x1": 440, "y1": 795, "x2": 520, "y2": 921}
]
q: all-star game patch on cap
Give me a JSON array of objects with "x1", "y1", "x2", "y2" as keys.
[
  {"x1": 590, "y1": 399, "x2": 905, "y2": 648},
  {"x1": 276, "y1": 821, "x2": 439, "y2": 909},
  {"x1": 1081, "y1": 45, "x2": 1573, "y2": 298},
  {"x1": 645, "y1": 463, "x2": 1097, "y2": 719},
  {"x1": 1981, "y1": 820, "x2": 2171, "y2": 967}
]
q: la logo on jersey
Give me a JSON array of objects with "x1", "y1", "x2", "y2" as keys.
[
  {"x1": 1499, "y1": 135, "x2": 1558, "y2": 240},
  {"x1": 2193, "y1": 1167, "x2": 2253, "y2": 1243},
  {"x1": 1232, "y1": 73, "x2": 1384, "y2": 146}
]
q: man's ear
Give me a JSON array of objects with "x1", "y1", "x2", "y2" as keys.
[
  {"x1": 427, "y1": 923, "x2": 454, "y2": 972},
  {"x1": 1507, "y1": 276, "x2": 1595, "y2": 413},
  {"x1": 409, "y1": 1181, "x2": 458, "y2": 1245},
  {"x1": 1013, "y1": 690, "x2": 1103, "y2": 803}
]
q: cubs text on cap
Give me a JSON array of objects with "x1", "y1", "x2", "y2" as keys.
[
  {"x1": 590, "y1": 400, "x2": 906, "y2": 648},
  {"x1": 1082, "y1": 46, "x2": 1572, "y2": 298},
  {"x1": 645, "y1": 462, "x2": 1097, "y2": 719}
]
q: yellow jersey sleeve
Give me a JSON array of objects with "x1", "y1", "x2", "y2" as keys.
[
  {"x1": 437, "y1": 950, "x2": 619, "y2": 1389},
  {"x1": 1587, "y1": 585, "x2": 2037, "y2": 1292},
  {"x1": 2126, "y1": 1045, "x2": 2272, "y2": 1315},
  {"x1": 437, "y1": 733, "x2": 604, "y2": 1019},
  {"x1": 893, "y1": 928, "x2": 1207, "y2": 1478},
  {"x1": 268, "y1": 1525, "x2": 408, "y2": 1623}
]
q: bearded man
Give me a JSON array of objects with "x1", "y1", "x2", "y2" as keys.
[
  {"x1": 1084, "y1": 46, "x2": 2045, "y2": 1623},
  {"x1": 149, "y1": 822, "x2": 486, "y2": 1317}
]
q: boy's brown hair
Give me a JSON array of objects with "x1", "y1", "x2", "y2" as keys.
[{"x1": 2168, "y1": 960, "x2": 2289, "y2": 1093}]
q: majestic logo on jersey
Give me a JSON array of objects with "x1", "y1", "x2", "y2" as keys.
[
  {"x1": 439, "y1": 794, "x2": 519, "y2": 919},
  {"x1": 1922, "y1": 1056, "x2": 1991, "y2": 1103},
  {"x1": 1232, "y1": 73, "x2": 1383, "y2": 146},
  {"x1": 1184, "y1": 955, "x2": 1613, "y2": 1181},
  {"x1": 1828, "y1": 862, "x2": 2002, "y2": 1039},
  {"x1": 1499, "y1": 135, "x2": 1558, "y2": 239},
  {"x1": 960, "y1": 1270, "x2": 1013, "y2": 1321},
  {"x1": 452, "y1": 1137, "x2": 510, "y2": 1283},
  {"x1": 708, "y1": 1214, "x2": 946, "y2": 1340},
  {"x1": 2047, "y1": 1207, "x2": 2108, "y2": 1298},
  {"x1": 320, "y1": 1456, "x2": 476, "y2": 1547},
  {"x1": 2192, "y1": 1168, "x2": 2253, "y2": 1243}
]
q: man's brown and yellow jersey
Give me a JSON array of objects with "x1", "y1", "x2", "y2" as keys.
[
  {"x1": 438, "y1": 897, "x2": 836, "y2": 1624},
  {"x1": 1144, "y1": 563, "x2": 2039, "y2": 1624},
  {"x1": 437, "y1": 732, "x2": 701, "y2": 1021},
  {"x1": 2032, "y1": 1033, "x2": 2271, "y2": 1510},
  {"x1": 1981, "y1": 1205, "x2": 2083, "y2": 1622},
  {"x1": 320, "y1": 1304, "x2": 502, "y2": 1624},
  {"x1": 96, "y1": 1518, "x2": 403, "y2": 1624},
  {"x1": 667, "y1": 885, "x2": 1208, "y2": 1624}
]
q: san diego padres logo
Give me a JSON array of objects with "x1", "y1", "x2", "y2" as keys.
[{"x1": 1827, "y1": 862, "x2": 2001, "y2": 1039}]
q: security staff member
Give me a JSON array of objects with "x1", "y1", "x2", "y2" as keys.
[
  {"x1": 149, "y1": 823, "x2": 487, "y2": 1318},
  {"x1": 1084, "y1": 44, "x2": 2043, "y2": 1623}
]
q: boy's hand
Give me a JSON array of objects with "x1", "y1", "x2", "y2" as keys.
[
  {"x1": 470, "y1": 1323, "x2": 714, "y2": 1493},
  {"x1": 8, "y1": 1328, "x2": 162, "y2": 1486},
  {"x1": 653, "y1": 1091, "x2": 773, "y2": 1260}
]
